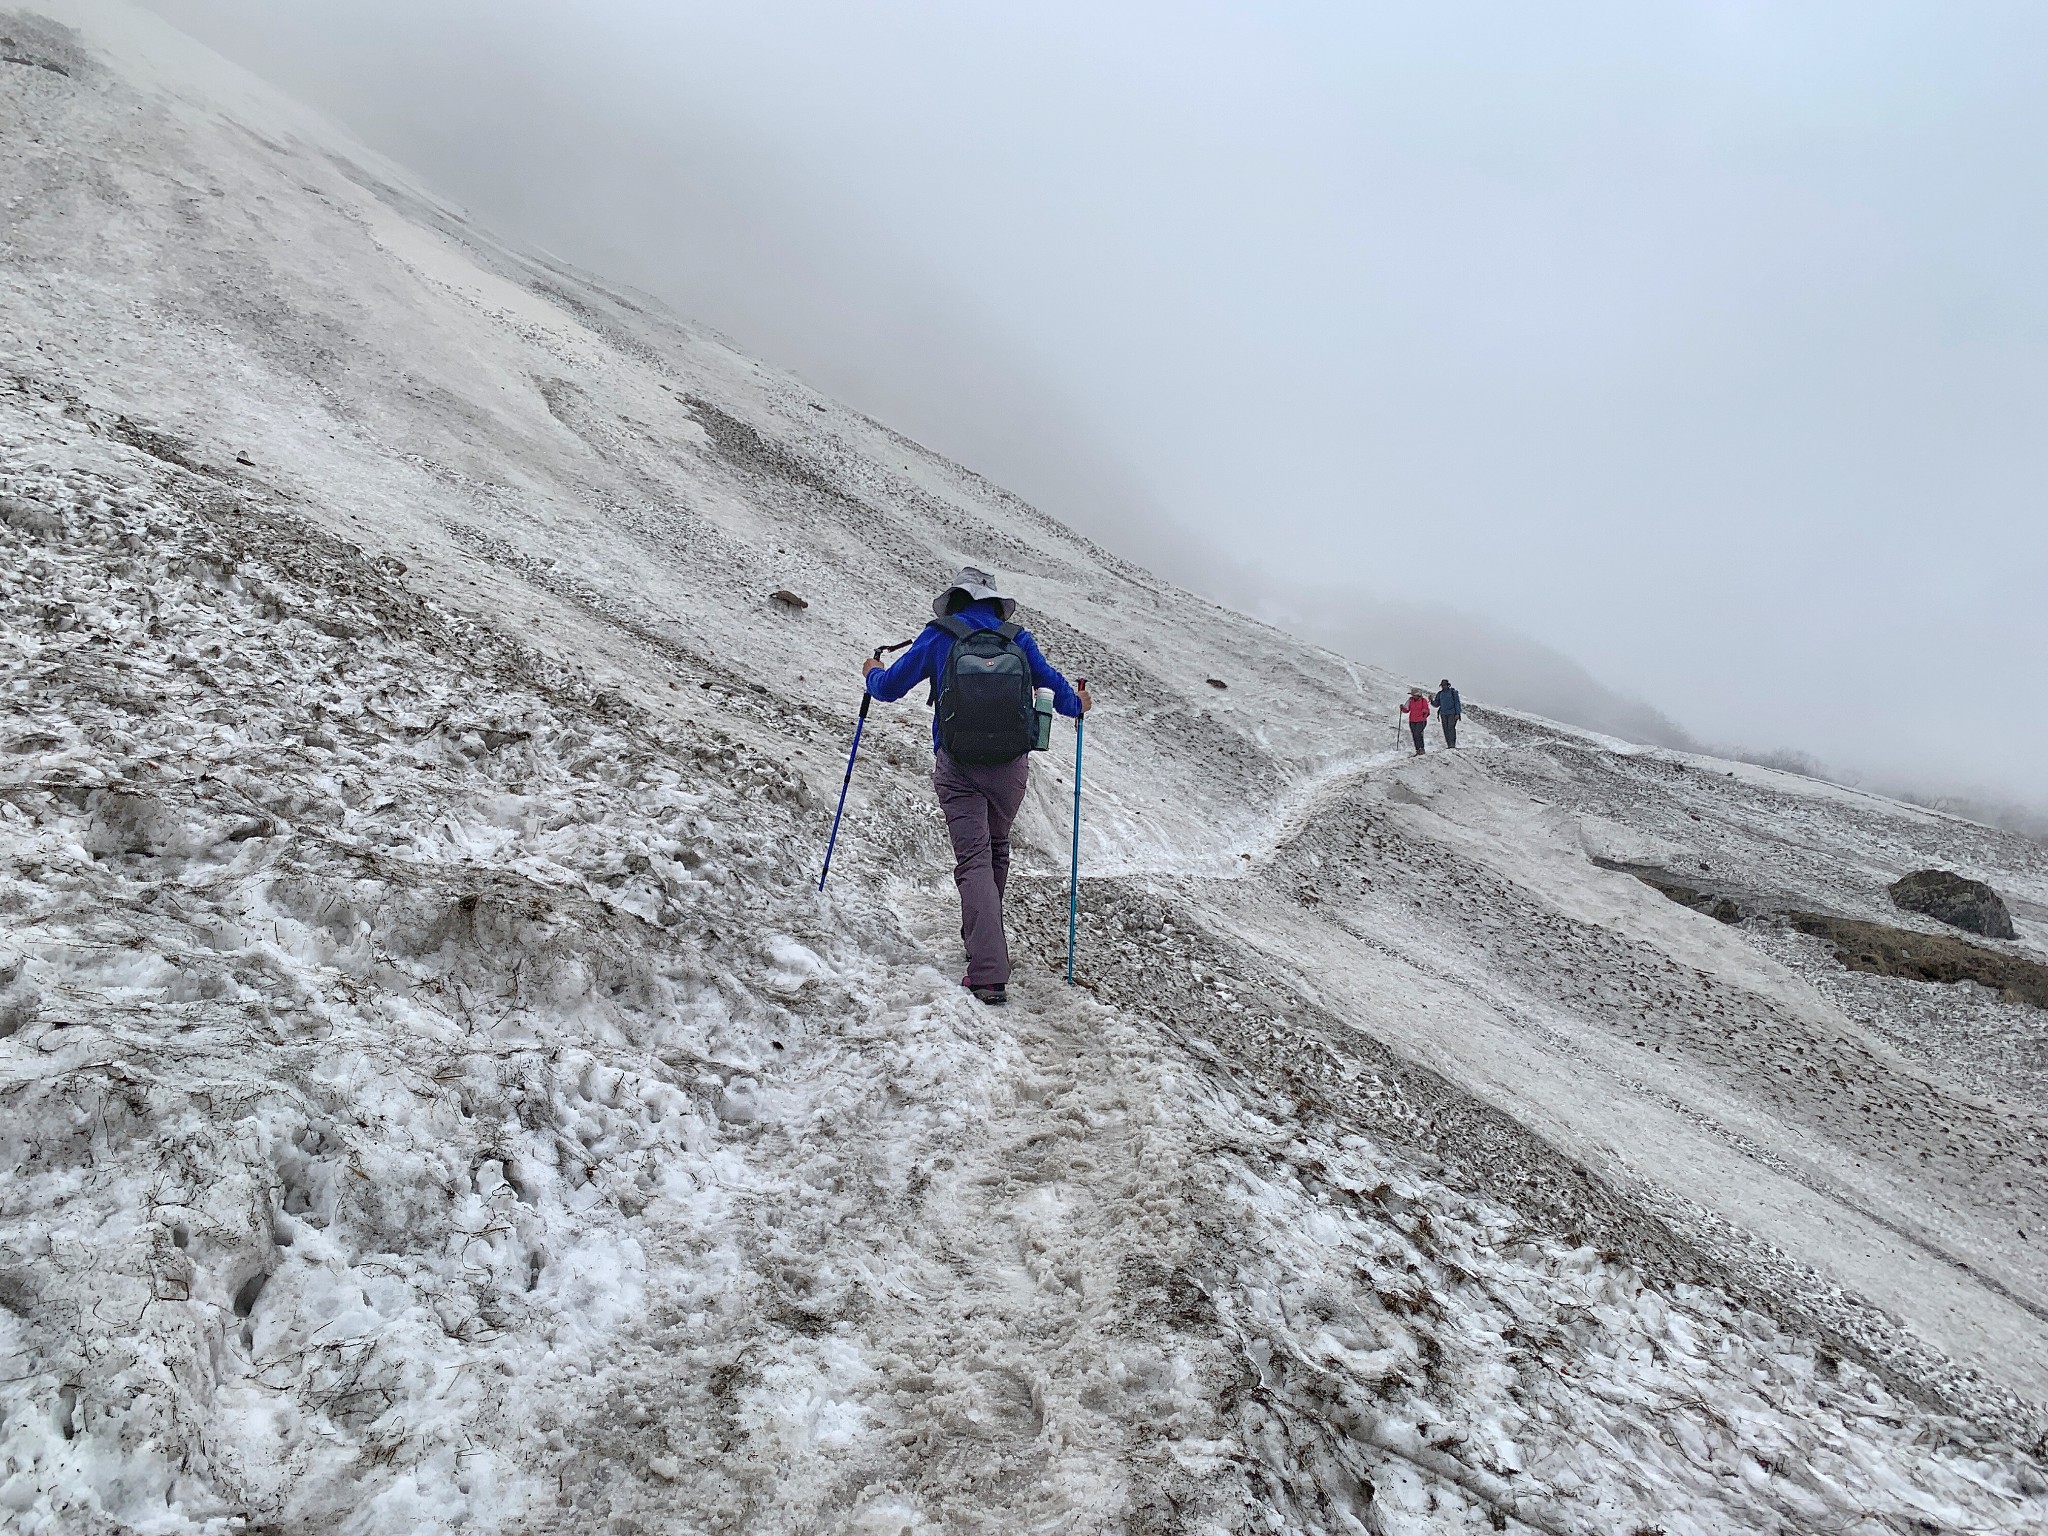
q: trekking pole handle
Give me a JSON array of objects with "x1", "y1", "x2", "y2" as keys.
[
  {"x1": 858, "y1": 648, "x2": 879, "y2": 720},
  {"x1": 858, "y1": 639, "x2": 913, "y2": 702}
]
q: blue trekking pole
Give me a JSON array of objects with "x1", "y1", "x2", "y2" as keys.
[
  {"x1": 1066, "y1": 679, "x2": 1087, "y2": 984},
  {"x1": 818, "y1": 640, "x2": 911, "y2": 892}
]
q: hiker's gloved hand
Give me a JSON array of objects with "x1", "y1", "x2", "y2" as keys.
[{"x1": 1077, "y1": 682, "x2": 1093, "y2": 714}]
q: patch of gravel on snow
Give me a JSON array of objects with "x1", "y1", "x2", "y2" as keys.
[
  {"x1": 1007, "y1": 877, "x2": 2048, "y2": 1533},
  {"x1": 1746, "y1": 922, "x2": 2048, "y2": 1110}
]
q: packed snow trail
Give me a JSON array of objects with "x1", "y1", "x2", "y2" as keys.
[{"x1": 4, "y1": 5, "x2": 2048, "y2": 1532}]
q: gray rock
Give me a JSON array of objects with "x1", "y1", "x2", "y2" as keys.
[
  {"x1": 0, "y1": 975, "x2": 39, "y2": 1039},
  {"x1": 0, "y1": 496, "x2": 63, "y2": 540},
  {"x1": 1887, "y1": 869, "x2": 2015, "y2": 940}
]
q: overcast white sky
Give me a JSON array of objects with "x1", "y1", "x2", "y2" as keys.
[{"x1": 144, "y1": 1, "x2": 2048, "y2": 809}]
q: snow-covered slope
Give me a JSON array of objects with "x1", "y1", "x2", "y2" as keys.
[{"x1": 3, "y1": 4, "x2": 2045, "y2": 1531}]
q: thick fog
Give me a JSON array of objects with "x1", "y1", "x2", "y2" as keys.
[{"x1": 139, "y1": 1, "x2": 2048, "y2": 814}]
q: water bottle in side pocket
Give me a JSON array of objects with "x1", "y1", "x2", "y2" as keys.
[{"x1": 1031, "y1": 687, "x2": 1055, "y2": 751}]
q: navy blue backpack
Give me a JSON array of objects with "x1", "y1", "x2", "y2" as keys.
[{"x1": 931, "y1": 616, "x2": 1035, "y2": 763}]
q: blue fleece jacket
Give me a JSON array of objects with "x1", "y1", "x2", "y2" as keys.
[
  {"x1": 1432, "y1": 687, "x2": 1462, "y2": 717},
  {"x1": 865, "y1": 600, "x2": 1083, "y2": 750}
]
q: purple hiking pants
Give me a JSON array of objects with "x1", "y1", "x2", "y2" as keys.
[{"x1": 932, "y1": 749, "x2": 1030, "y2": 986}]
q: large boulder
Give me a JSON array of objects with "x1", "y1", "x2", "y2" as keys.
[{"x1": 1887, "y1": 869, "x2": 2016, "y2": 940}]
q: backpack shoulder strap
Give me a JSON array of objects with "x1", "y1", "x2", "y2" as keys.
[
  {"x1": 928, "y1": 615, "x2": 966, "y2": 708},
  {"x1": 993, "y1": 621, "x2": 1022, "y2": 642}
]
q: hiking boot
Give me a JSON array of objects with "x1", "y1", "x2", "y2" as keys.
[{"x1": 966, "y1": 982, "x2": 1007, "y2": 1006}]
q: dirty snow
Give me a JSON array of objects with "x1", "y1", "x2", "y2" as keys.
[{"x1": 2, "y1": 3, "x2": 2045, "y2": 1532}]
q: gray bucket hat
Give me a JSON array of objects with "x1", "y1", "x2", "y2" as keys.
[{"x1": 932, "y1": 565, "x2": 1017, "y2": 621}]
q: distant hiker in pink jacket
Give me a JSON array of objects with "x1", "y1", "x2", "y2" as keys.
[{"x1": 1401, "y1": 688, "x2": 1431, "y2": 756}]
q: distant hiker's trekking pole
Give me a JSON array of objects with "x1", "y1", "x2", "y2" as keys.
[
  {"x1": 1066, "y1": 680, "x2": 1087, "y2": 984},
  {"x1": 818, "y1": 640, "x2": 912, "y2": 892}
]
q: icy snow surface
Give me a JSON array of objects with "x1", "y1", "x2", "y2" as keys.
[{"x1": 3, "y1": 3, "x2": 2046, "y2": 1531}]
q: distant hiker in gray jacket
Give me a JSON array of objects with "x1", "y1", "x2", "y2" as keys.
[
  {"x1": 862, "y1": 568, "x2": 1091, "y2": 1007},
  {"x1": 1432, "y1": 679, "x2": 1461, "y2": 749}
]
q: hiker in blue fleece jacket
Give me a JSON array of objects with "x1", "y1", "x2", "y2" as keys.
[{"x1": 861, "y1": 568, "x2": 1091, "y2": 1005}]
